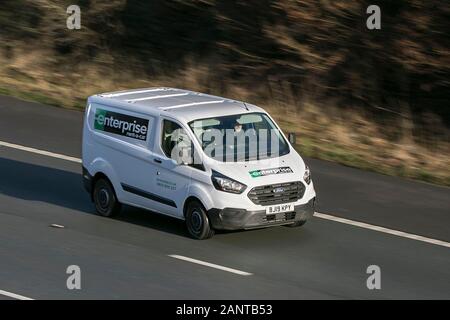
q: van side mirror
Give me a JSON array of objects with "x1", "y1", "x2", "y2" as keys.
[{"x1": 288, "y1": 132, "x2": 296, "y2": 145}]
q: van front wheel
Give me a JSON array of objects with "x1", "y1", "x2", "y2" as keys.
[
  {"x1": 93, "y1": 178, "x2": 121, "y2": 217},
  {"x1": 185, "y1": 201, "x2": 214, "y2": 240}
]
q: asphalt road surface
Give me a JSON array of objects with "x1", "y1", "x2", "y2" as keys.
[{"x1": 0, "y1": 95, "x2": 449, "y2": 299}]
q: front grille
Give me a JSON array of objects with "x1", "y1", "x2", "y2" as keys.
[
  {"x1": 263, "y1": 212, "x2": 297, "y2": 223},
  {"x1": 248, "y1": 181, "x2": 305, "y2": 206}
]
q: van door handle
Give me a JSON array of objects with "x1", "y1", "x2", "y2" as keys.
[{"x1": 153, "y1": 158, "x2": 162, "y2": 164}]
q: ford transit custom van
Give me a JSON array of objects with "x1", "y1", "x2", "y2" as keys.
[{"x1": 82, "y1": 88, "x2": 316, "y2": 239}]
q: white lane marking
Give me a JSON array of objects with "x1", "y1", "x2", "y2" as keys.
[
  {"x1": 1, "y1": 140, "x2": 449, "y2": 249},
  {"x1": 0, "y1": 289, "x2": 34, "y2": 300},
  {"x1": 314, "y1": 212, "x2": 450, "y2": 249},
  {"x1": 168, "y1": 255, "x2": 253, "y2": 276},
  {"x1": 0, "y1": 141, "x2": 81, "y2": 163}
]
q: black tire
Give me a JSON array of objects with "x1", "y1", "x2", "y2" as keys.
[
  {"x1": 93, "y1": 178, "x2": 121, "y2": 217},
  {"x1": 286, "y1": 219, "x2": 307, "y2": 228},
  {"x1": 185, "y1": 201, "x2": 215, "y2": 240}
]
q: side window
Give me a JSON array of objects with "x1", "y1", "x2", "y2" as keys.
[
  {"x1": 161, "y1": 119, "x2": 189, "y2": 159},
  {"x1": 161, "y1": 119, "x2": 204, "y2": 170}
]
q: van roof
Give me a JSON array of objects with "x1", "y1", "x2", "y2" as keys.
[{"x1": 88, "y1": 87, "x2": 264, "y2": 123}]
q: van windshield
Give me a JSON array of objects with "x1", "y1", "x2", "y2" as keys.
[{"x1": 188, "y1": 112, "x2": 290, "y2": 162}]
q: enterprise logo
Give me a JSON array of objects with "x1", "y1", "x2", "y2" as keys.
[
  {"x1": 94, "y1": 109, "x2": 149, "y2": 141},
  {"x1": 249, "y1": 166, "x2": 293, "y2": 178}
]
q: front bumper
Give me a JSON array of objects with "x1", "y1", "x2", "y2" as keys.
[{"x1": 207, "y1": 198, "x2": 316, "y2": 230}]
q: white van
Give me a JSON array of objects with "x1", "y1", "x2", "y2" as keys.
[{"x1": 82, "y1": 88, "x2": 316, "y2": 239}]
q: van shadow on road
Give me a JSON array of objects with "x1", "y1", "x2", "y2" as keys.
[
  {"x1": 0, "y1": 157, "x2": 310, "y2": 241},
  {"x1": 0, "y1": 157, "x2": 189, "y2": 238}
]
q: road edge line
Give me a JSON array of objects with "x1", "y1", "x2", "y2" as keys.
[
  {"x1": 0, "y1": 289, "x2": 34, "y2": 300},
  {"x1": 0, "y1": 140, "x2": 81, "y2": 163},
  {"x1": 314, "y1": 212, "x2": 450, "y2": 248}
]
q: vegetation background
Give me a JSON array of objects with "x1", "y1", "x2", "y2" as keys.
[{"x1": 0, "y1": 0, "x2": 449, "y2": 185}]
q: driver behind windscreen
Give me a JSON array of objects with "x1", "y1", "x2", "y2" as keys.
[{"x1": 234, "y1": 121, "x2": 243, "y2": 135}]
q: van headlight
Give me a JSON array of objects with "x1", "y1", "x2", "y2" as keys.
[
  {"x1": 303, "y1": 165, "x2": 312, "y2": 185},
  {"x1": 211, "y1": 170, "x2": 247, "y2": 194}
]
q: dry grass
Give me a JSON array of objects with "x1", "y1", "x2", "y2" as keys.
[{"x1": 0, "y1": 47, "x2": 449, "y2": 186}]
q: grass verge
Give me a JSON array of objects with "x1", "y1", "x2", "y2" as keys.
[{"x1": 0, "y1": 84, "x2": 448, "y2": 187}]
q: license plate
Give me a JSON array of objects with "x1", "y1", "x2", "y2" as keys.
[{"x1": 266, "y1": 203, "x2": 295, "y2": 215}]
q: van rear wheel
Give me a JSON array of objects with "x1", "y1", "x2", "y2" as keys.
[
  {"x1": 93, "y1": 178, "x2": 121, "y2": 217},
  {"x1": 185, "y1": 201, "x2": 214, "y2": 240}
]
